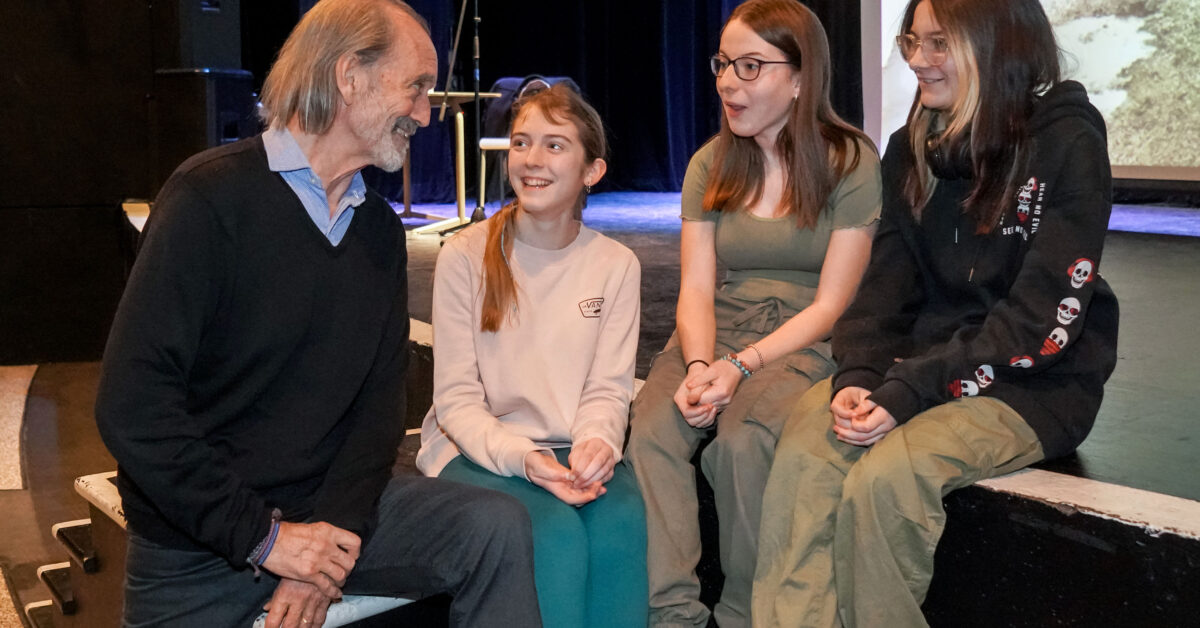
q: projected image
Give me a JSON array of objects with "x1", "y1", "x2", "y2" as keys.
[
  {"x1": 880, "y1": 0, "x2": 1200, "y2": 171},
  {"x1": 1047, "y1": 0, "x2": 1199, "y2": 170}
]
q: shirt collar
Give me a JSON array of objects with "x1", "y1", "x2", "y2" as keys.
[
  {"x1": 263, "y1": 127, "x2": 368, "y2": 205},
  {"x1": 263, "y1": 127, "x2": 311, "y2": 173}
]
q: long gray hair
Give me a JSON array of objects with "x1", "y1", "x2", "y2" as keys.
[{"x1": 258, "y1": 0, "x2": 427, "y2": 133}]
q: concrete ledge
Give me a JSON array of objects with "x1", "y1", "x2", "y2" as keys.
[
  {"x1": 75, "y1": 471, "x2": 124, "y2": 530},
  {"x1": 926, "y1": 481, "x2": 1200, "y2": 625},
  {"x1": 978, "y1": 467, "x2": 1200, "y2": 540}
]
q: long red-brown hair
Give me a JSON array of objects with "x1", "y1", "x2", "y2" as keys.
[
  {"x1": 703, "y1": 0, "x2": 872, "y2": 228},
  {"x1": 479, "y1": 84, "x2": 608, "y2": 332}
]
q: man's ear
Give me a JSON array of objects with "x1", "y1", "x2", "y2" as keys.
[{"x1": 335, "y1": 53, "x2": 362, "y2": 106}]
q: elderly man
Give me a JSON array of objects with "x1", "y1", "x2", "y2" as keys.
[{"x1": 95, "y1": 1, "x2": 541, "y2": 626}]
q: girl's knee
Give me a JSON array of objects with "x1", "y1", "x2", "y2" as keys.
[{"x1": 841, "y1": 447, "x2": 918, "y2": 510}]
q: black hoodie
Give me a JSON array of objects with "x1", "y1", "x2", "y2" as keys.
[{"x1": 832, "y1": 81, "x2": 1119, "y2": 459}]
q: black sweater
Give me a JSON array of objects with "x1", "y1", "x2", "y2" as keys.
[
  {"x1": 833, "y1": 81, "x2": 1119, "y2": 459},
  {"x1": 95, "y1": 137, "x2": 410, "y2": 565}
]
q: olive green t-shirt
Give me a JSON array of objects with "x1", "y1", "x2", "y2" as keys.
[{"x1": 681, "y1": 137, "x2": 882, "y2": 289}]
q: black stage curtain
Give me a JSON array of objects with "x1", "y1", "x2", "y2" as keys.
[{"x1": 241, "y1": 0, "x2": 862, "y2": 202}]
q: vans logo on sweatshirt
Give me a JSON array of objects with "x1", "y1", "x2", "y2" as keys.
[{"x1": 578, "y1": 297, "x2": 604, "y2": 318}]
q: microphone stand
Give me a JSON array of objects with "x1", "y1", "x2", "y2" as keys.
[
  {"x1": 469, "y1": 0, "x2": 486, "y2": 224},
  {"x1": 436, "y1": 0, "x2": 485, "y2": 235}
]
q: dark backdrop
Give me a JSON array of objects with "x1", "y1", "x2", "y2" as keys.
[{"x1": 241, "y1": 0, "x2": 864, "y2": 202}]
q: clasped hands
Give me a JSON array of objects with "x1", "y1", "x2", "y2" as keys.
[
  {"x1": 260, "y1": 521, "x2": 360, "y2": 628},
  {"x1": 524, "y1": 437, "x2": 616, "y2": 506},
  {"x1": 673, "y1": 359, "x2": 744, "y2": 428},
  {"x1": 830, "y1": 385, "x2": 897, "y2": 447}
]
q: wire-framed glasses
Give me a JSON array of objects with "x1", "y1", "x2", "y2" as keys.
[
  {"x1": 709, "y1": 54, "x2": 799, "y2": 81},
  {"x1": 896, "y1": 34, "x2": 949, "y2": 65}
]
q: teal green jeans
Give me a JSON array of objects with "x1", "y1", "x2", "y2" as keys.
[{"x1": 441, "y1": 448, "x2": 648, "y2": 628}]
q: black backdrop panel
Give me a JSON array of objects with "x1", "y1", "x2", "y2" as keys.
[
  {"x1": 0, "y1": 1, "x2": 155, "y2": 208},
  {"x1": 0, "y1": 206, "x2": 133, "y2": 364}
]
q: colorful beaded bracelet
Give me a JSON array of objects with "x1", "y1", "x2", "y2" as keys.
[{"x1": 720, "y1": 353, "x2": 753, "y2": 378}]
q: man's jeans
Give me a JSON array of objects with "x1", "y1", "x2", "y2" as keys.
[{"x1": 122, "y1": 475, "x2": 542, "y2": 627}]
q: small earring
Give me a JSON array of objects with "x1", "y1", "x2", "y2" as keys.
[{"x1": 585, "y1": 184, "x2": 592, "y2": 194}]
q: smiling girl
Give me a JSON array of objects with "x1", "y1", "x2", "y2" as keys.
[
  {"x1": 623, "y1": 1, "x2": 881, "y2": 626},
  {"x1": 416, "y1": 84, "x2": 646, "y2": 628}
]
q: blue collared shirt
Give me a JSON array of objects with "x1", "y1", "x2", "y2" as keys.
[{"x1": 262, "y1": 127, "x2": 367, "y2": 245}]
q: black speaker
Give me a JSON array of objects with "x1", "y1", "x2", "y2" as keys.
[
  {"x1": 151, "y1": 0, "x2": 242, "y2": 70},
  {"x1": 152, "y1": 68, "x2": 259, "y2": 193},
  {"x1": 0, "y1": 1, "x2": 155, "y2": 208}
]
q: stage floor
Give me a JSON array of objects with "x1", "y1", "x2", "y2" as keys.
[{"x1": 3, "y1": 192, "x2": 1198, "y2": 617}]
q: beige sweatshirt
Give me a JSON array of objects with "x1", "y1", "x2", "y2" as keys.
[{"x1": 416, "y1": 221, "x2": 641, "y2": 479}]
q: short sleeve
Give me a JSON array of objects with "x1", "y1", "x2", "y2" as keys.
[
  {"x1": 681, "y1": 138, "x2": 719, "y2": 222},
  {"x1": 829, "y1": 138, "x2": 883, "y2": 230}
]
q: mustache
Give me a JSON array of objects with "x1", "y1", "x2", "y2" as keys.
[{"x1": 392, "y1": 117, "x2": 419, "y2": 138}]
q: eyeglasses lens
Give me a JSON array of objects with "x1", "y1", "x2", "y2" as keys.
[{"x1": 897, "y1": 35, "x2": 946, "y2": 65}]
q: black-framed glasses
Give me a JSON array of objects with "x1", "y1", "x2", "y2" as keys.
[
  {"x1": 895, "y1": 34, "x2": 949, "y2": 65},
  {"x1": 709, "y1": 54, "x2": 799, "y2": 81}
]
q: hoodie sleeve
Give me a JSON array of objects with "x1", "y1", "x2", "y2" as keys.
[{"x1": 868, "y1": 123, "x2": 1112, "y2": 424}]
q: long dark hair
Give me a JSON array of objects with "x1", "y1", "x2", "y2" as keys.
[
  {"x1": 704, "y1": 0, "x2": 871, "y2": 229},
  {"x1": 901, "y1": 0, "x2": 1061, "y2": 232}
]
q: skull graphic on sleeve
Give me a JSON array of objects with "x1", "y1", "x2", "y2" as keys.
[
  {"x1": 1040, "y1": 327, "x2": 1069, "y2": 355},
  {"x1": 1009, "y1": 356, "x2": 1034, "y2": 368},
  {"x1": 948, "y1": 379, "x2": 980, "y2": 398},
  {"x1": 1056, "y1": 297, "x2": 1081, "y2": 325},
  {"x1": 974, "y1": 365, "x2": 995, "y2": 388},
  {"x1": 1068, "y1": 258, "x2": 1095, "y2": 289}
]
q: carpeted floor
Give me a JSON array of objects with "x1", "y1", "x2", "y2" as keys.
[
  {"x1": 0, "y1": 365, "x2": 37, "y2": 491},
  {"x1": 0, "y1": 567, "x2": 22, "y2": 628}
]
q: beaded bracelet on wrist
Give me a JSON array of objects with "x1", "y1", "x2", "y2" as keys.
[{"x1": 720, "y1": 353, "x2": 753, "y2": 378}]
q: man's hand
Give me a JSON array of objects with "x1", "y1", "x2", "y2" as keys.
[
  {"x1": 262, "y1": 521, "x2": 360, "y2": 599},
  {"x1": 524, "y1": 450, "x2": 605, "y2": 506},
  {"x1": 568, "y1": 438, "x2": 616, "y2": 490},
  {"x1": 262, "y1": 578, "x2": 332, "y2": 628},
  {"x1": 830, "y1": 386, "x2": 897, "y2": 447}
]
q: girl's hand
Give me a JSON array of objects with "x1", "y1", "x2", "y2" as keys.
[
  {"x1": 830, "y1": 386, "x2": 874, "y2": 422},
  {"x1": 568, "y1": 438, "x2": 616, "y2": 490},
  {"x1": 689, "y1": 359, "x2": 743, "y2": 410},
  {"x1": 830, "y1": 389, "x2": 897, "y2": 447},
  {"x1": 524, "y1": 450, "x2": 605, "y2": 506},
  {"x1": 673, "y1": 362, "x2": 718, "y2": 428}
]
